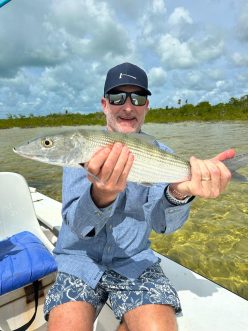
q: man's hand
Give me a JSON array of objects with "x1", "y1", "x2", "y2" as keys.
[
  {"x1": 85, "y1": 143, "x2": 134, "y2": 208},
  {"x1": 169, "y1": 149, "x2": 235, "y2": 199}
]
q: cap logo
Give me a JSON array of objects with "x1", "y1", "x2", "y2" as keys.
[{"x1": 119, "y1": 73, "x2": 136, "y2": 80}]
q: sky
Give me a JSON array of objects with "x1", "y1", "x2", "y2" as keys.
[{"x1": 0, "y1": 0, "x2": 247, "y2": 118}]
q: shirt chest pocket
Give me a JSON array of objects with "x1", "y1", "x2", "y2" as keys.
[{"x1": 112, "y1": 217, "x2": 151, "y2": 257}]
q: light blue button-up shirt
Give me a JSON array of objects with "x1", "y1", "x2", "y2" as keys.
[{"x1": 54, "y1": 140, "x2": 193, "y2": 289}]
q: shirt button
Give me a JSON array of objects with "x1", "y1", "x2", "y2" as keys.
[
  {"x1": 95, "y1": 210, "x2": 101, "y2": 216},
  {"x1": 107, "y1": 247, "x2": 111, "y2": 252},
  {"x1": 109, "y1": 225, "x2": 113, "y2": 230}
]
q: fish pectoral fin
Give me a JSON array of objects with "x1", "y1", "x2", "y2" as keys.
[
  {"x1": 231, "y1": 171, "x2": 248, "y2": 182},
  {"x1": 80, "y1": 163, "x2": 105, "y2": 184}
]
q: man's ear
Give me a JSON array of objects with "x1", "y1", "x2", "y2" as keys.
[
  {"x1": 101, "y1": 97, "x2": 107, "y2": 114},
  {"x1": 145, "y1": 99, "x2": 150, "y2": 114}
]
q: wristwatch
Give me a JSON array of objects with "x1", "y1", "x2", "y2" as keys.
[{"x1": 165, "y1": 185, "x2": 193, "y2": 205}]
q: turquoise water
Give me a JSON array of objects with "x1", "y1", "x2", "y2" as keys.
[{"x1": 0, "y1": 122, "x2": 247, "y2": 299}]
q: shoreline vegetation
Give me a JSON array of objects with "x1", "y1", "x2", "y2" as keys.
[{"x1": 0, "y1": 95, "x2": 247, "y2": 129}]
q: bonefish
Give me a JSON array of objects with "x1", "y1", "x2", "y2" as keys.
[{"x1": 13, "y1": 129, "x2": 248, "y2": 184}]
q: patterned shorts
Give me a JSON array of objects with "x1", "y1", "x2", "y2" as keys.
[{"x1": 44, "y1": 262, "x2": 181, "y2": 321}]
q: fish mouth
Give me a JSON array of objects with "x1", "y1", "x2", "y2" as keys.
[
  {"x1": 13, "y1": 146, "x2": 30, "y2": 156},
  {"x1": 13, "y1": 146, "x2": 43, "y2": 158},
  {"x1": 13, "y1": 146, "x2": 60, "y2": 165},
  {"x1": 13, "y1": 146, "x2": 24, "y2": 155}
]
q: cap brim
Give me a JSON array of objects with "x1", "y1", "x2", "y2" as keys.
[{"x1": 105, "y1": 83, "x2": 151, "y2": 96}]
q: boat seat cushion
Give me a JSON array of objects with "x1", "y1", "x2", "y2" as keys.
[{"x1": 0, "y1": 231, "x2": 57, "y2": 295}]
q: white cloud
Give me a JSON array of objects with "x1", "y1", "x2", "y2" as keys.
[
  {"x1": 0, "y1": 0, "x2": 68, "y2": 77},
  {"x1": 236, "y1": 2, "x2": 248, "y2": 41},
  {"x1": 171, "y1": 70, "x2": 217, "y2": 92},
  {"x1": 138, "y1": 0, "x2": 168, "y2": 43},
  {"x1": 50, "y1": 0, "x2": 131, "y2": 57},
  {"x1": 190, "y1": 36, "x2": 225, "y2": 62},
  {"x1": 232, "y1": 52, "x2": 248, "y2": 66},
  {"x1": 0, "y1": 0, "x2": 247, "y2": 117},
  {"x1": 148, "y1": 67, "x2": 167, "y2": 87},
  {"x1": 104, "y1": 0, "x2": 149, "y2": 21},
  {"x1": 151, "y1": 0, "x2": 167, "y2": 14},
  {"x1": 207, "y1": 68, "x2": 224, "y2": 80},
  {"x1": 157, "y1": 34, "x2": 196, "y2": 68},
  {"x1": 156, "y1": 32, "x2": 224, "y2": 69},
  {"x1": 186, "y1": 71, "x2": 203, "y2": 86},
  {"x1": 168, "y1": 7, "x2": 193, "y2": 26},
  {"x1": 166, "y1": 6, "x2": 196, "y2": 40},
  {"x1": 0, "y1": 0, "x2": 132, "y2": 78},
  {"x1": 237, "y1": 72, "x2": 248, "y2": 82}
]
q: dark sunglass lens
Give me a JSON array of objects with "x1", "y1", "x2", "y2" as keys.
[
  {"x1": 109, "y1": 93, "x2": 126, "y2": 105},
  {"x1": 131, "y1": 93, "x2": 147, "y2": 106}
]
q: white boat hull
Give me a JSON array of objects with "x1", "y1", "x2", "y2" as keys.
[{"x1": 0, "y1": 173, "x2": 247, "y2": 331}]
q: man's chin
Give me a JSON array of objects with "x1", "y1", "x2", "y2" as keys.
[
  {"x1": 117, "y1": 124, "x2": 140, "y2": 133},
  {"x1": 117, "y1": 119, "x2": 139, "y2": 133},
  {"x1": 122, "y1": 128, "x2": 139, "y2": 133}
]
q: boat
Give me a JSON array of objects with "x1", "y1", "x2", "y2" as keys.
[{"x1": 0, "y1": 172, "x2": 247, "y2": 331}]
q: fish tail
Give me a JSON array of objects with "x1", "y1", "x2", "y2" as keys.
[
  {"x1": 231, "y1": 171, "x2": 248, "y2": 182},
  {"x1": 223, "y1": 152, "x2": 248, "y2": 182}
]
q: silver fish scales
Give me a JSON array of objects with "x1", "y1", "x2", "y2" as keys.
[
  {"x1": 82, "y1": 130, "x2": 190, "y2": 183},
  {"x1": 13, "y1": 129, "x2": 248, "y2": 184}
]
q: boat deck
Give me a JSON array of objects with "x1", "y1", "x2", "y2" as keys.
[
  {"x1": 1, "y1": 179, "x2": 247, "y2": 331},
  {"x1": 30, "y1": 189, "x2": 248, "y2": 331}
]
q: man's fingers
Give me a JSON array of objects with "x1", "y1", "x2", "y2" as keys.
[
  {"x1": 107, "y1": 145, "x2": 131, "y2": 185},
  {"x1": 204, "y1": 160, "x2": 221, "y2": 197},
  {"x1": 212, "y1": 149, "x2": 236, "y2": 162},
  {"x1": 117, "y1": 152, "x2": 134, "y2": 187},
  {"x1": 197, "y1": 158, "x2": 212, "y2": 182},
  {"x1": 87, "y1": 147, "x2": 112, "y2": 177},
  {"x1": 215, "y1": 161, "x2": 232, "y2": 192},
  {"x1": 189, "y1": 156, "x2": 202, "y2": 183},
  {"x1": 100, "y1": 143, "x2": 124, "y2": 182},
  {"x1": 211, "y1": 149, "x2": 234, "y2": 193}
]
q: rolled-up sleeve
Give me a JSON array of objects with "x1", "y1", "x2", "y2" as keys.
[{"x1": 62, "y1": 167, "x2": 119, "y2": 238}]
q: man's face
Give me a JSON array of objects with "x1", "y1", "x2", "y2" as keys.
[{"x1": 101, "y1": 85, "x2": 149, "y2": 133}]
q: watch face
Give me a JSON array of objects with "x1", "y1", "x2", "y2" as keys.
[{"x1": 165, "y1": 186, "x2": 193, "y2": 205}]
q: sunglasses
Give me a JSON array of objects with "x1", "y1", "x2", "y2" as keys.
[{"x1": 105, "y1": 91, "x2": 148, "y2": 106}]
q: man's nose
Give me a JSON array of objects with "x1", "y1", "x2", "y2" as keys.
[{"x1": 123, "y1": 96, "x2": 133, "y2": 110}]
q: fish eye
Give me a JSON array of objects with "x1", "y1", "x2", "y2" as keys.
[{"x1": 41, "y1": 138, "x2": 54, "y2": 148}]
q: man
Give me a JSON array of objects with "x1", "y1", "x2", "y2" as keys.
[{"x1": 44, "y1": 62, "x2": 233, "y2": 331}]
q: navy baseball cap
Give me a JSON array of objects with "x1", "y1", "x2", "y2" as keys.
[{"x1": 104, "y1": 62, "x2": 152, "y2": 96}]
